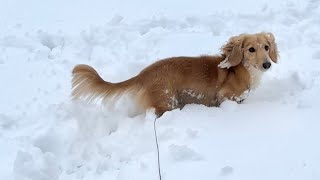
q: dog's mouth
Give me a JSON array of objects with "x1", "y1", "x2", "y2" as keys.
[
  {"x1": 243, "y1": 61, "x2": 262, "y2": 71},
  {"x1": 243, "y1": 60, "x2": 271, "y2": 72}
]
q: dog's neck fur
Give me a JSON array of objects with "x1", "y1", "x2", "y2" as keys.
[{"x1": 242, "y1": 61, "x2": 263, "y2": 90}]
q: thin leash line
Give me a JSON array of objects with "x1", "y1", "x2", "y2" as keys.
[{"x1": 153, "y1": 117, "x2": 162, "y2": 180}]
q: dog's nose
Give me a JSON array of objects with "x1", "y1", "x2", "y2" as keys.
[{"x1": 262, "y1": 62, "x2": 271, "y2": 70}]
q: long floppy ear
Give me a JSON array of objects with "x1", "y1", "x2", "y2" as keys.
[
  {"x1": 219, "y1": 35, "x2": 244, "y2": 68},
  {"x1": 264, "y1": 32, "x2": 279, "y2": 63}
]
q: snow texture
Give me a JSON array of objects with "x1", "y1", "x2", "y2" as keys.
[
  {"x1": 218, "y1": 58, "x2": 231, "y2": 69},
  {"x1": 1, "y1": 0, "x2": 320, "y2": 180}
]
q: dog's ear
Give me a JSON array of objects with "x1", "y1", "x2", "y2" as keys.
[
  {"x1": 264, "y1": 32, "x2": 279, "y2": 63},
  {"x1": 219, "y1": 35, "x2": 244, "y2": 68}
]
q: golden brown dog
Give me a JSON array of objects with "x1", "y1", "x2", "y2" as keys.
[{"x1": 72, "y1": 32, "x2": 278, "y2": 117}]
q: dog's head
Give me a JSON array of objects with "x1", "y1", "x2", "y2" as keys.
[{"x1": 219, "y1": 32, "x2": 279, "y2": 71}]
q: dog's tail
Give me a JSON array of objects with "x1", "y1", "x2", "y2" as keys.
[{"x1": 71, "y1": 64, "x2": 140, "y2": 103}]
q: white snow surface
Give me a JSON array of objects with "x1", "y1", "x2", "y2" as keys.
[{"x1": 1, "y1": 0, "x2": 320, "y2": 180}]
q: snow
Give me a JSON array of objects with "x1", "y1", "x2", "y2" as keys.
[
  {"x1": 182, "y1": 90, "x2": 205, "y2": 100},
  {"x1": 1, "y1": 0, "x2": 320, "y2": 180},
  {"x1": 218, "y1": 58, "x2": 231, "y2": 69}
]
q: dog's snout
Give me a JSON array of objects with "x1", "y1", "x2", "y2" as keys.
[{"x1": 262, "y1": 61, "x2": 271, "y2": 70}]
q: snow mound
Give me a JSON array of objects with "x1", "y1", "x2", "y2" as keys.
[
  {"x1": 169, "y1": 144, "x2": 202, "y2": 161},
  {"x1": 14, "y1": 149, "x2": 61, "y2": 180}
]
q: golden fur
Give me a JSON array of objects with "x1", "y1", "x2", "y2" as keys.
[{"x1": 72, "y1": 32, "x2": 278, "y2": 117}]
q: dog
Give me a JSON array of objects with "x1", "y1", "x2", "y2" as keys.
[{"x1": 71, "y1": 32, "x2": 278, "y2": 117}]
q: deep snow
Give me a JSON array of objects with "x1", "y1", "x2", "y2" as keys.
[{"x1": 1, "y1": 0, "x2": 320, "y2": 180}]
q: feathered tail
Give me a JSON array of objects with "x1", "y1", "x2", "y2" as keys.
[{"x1": 71, "y1": 64, "x2": 139, "y2": 103}]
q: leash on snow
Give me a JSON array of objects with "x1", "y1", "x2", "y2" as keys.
[{"x1": 153, "y1": 117, "x2": 162, "y2": 180}]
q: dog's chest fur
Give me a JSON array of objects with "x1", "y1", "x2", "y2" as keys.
[{"x1": 244, "y1": 62, "x2": 263, "y2": 90}]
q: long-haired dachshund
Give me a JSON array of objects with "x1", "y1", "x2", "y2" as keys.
[{"x1": 72, "y1": 32, "x2": 278, "y2": 117}]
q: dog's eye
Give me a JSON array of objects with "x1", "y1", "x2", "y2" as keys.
[
  {"x1": 265, "y1": 45, "x2": 269, "y2": 51},
  {"x1": 248, "y1": 47, "x2": 255, "y2": 52}
]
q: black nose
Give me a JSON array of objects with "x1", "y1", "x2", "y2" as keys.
[{"x1": 262, "y1": 62, "x2": 271, "y2": 69}]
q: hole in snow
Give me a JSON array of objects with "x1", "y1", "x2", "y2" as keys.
[{"x1": 220, "y1": 166, "x2": 234, "y2": 176}]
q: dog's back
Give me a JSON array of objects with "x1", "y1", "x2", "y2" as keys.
[{"x1": 72, "y1": 56, "x2": 226, "y2": 116}]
